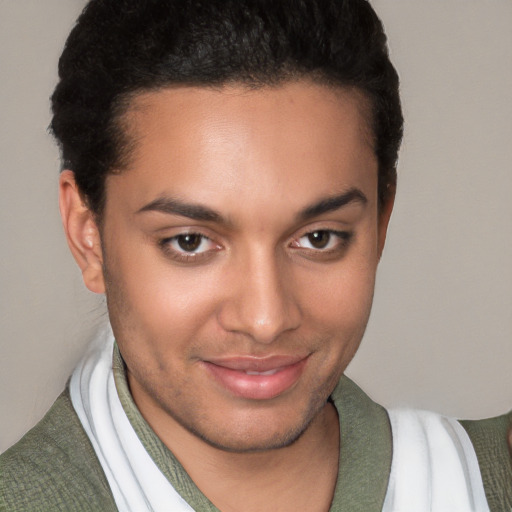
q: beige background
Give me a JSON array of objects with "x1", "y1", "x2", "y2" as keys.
[{"x1": 1, "y1": 1, "x2": 511, "y2": 453}]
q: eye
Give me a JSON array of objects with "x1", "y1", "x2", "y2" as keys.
[
  {"x1": 170, "y1": 233, "x2": 212, "y2": 253},
  {"x1": 160, "y1": 232, "x2": 220, "y2": 262},
  {"x1": 292, "y1": 230, "x2": 353, "y2": 252}
]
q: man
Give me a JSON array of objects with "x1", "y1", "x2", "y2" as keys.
[{"x1": 1, "y1": 1, "x2": 511, "y2": 511}]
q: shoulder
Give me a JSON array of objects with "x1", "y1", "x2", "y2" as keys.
[
  {"x1": 459, "y1": 411, "x2": 512, "y2": 512},
  {"x1": 0, "y1": 388, "x2": 117, "y2": 512}
]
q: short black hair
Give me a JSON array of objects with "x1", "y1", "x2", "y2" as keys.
[{"x1": 51, "y1": 0, "x2": 403, "y2": 217}]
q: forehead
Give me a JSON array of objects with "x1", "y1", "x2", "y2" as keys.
[{"x1": 107, "y1": 82, "x2": 378, "y2": 219}]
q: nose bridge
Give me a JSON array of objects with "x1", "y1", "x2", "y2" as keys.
[{"x1": 218, "y1": 247, "x2": 301, "y2": 344}]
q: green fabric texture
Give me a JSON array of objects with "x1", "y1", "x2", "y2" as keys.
[
  {"x1": 1, "y1": 343, "x2": 511, "y2": 512},
  {"x1": 330, "y1": 379, "x2": 392, "y2": 511},
  {"x1": 460, "y1": 413, "x2": 512, "y2": 512},
  {"x1": 113, "y1": 346, "x2": 220, "y2": 511},
  {"x1": 112, "y1": 345, "x2": 393, "y2": 512},
  {"x1": 0, "y1": 389, "x2": 117, "y2": 512}
]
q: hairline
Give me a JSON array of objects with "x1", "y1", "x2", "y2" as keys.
[{"x1": 89, "y1": 78, "x2": 378, "y2": 225}]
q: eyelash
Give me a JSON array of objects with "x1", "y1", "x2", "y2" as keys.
[
  {"x1": 159, "y1": 233, "x2": 220, "y2": 263},
  {"x1": 291, "y1": 230, "x2": 353, "y2": 257},
  {"x1": 159, "y1": 229, "x2": 353, "y2": 263}
]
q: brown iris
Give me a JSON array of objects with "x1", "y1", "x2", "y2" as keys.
[
  {"x1": 177, "y1": 234, "x2": 203, "y2": 252},
  {"x1": 307, "y1": 231, "x2": 331, "y2": 249}
]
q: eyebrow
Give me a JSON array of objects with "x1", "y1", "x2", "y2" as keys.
[
  {"x1": 137, "y1": 197, "x2": 225, "y2": 223},
  {"x1": 297, "y1": 188, "x2": 368, "y2": 221},
  {"x1": 137, "y1": 187, "x2": 367, "y2": 225}
]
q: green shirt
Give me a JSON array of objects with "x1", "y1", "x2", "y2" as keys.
[{"x1": 2, "y1": 347, "x2": 511, "y2": 511}]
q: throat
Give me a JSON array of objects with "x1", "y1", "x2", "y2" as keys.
[{"x1": 187, "y1": 402, "x2": 340, "y2": 512}]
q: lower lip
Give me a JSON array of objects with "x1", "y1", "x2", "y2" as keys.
[{"x1": 203, "y1": 359, "x2": 308, "y2": 400}]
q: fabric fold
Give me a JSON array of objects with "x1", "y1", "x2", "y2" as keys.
[
  {"x1": 69, "y1": 325, "x2": 490, "y2": 512},
  {"x1": 382, "y1": 409, "x2": 490, "y2": 512},
  {"x1": 69, "y1": 325, "x2": 194, "y2": 512}
]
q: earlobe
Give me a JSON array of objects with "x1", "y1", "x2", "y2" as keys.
[
  {"x1": 377, "y1": 186, "x2": 395, "y2": 260},
  {"x1": 59, "y1": 170, "x2": 106, "y2": 294}
]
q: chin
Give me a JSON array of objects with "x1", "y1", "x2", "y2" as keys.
[
  {"x1": 188, "y1": 418, "x2": 313, "y2": 454},
  {"x1": 173, "y1": 396, "x2": 327, "y2": 454}
]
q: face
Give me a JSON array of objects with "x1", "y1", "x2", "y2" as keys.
[{"x1": 99, "y1": 82, "x2": 390, "y2": 452}]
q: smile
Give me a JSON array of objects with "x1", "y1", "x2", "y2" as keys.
[
  {"x1": 202, "y1": 355, "x2": 309, "y2": 400},
  {"x1": 244, "y1": 369, "x2": 278, "y2": 376}
]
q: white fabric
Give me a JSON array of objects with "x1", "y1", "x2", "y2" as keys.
[
  {"x1": 69, "y1": 325, "x2": 194, "y2": 512},
  {"x1": 70, "y1": 326, "x2": 490, "y2": 512},
  {"x1": 382, "y1": 409, "x2": 490, "y2": 512}
]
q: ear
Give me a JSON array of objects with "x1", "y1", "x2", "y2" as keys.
[
  {"x1": 59, "y1": 170, "x2": 105, "y2": 294},
  {"x1": 377, "y1": 185, "x2": 395, "y2": 260}
]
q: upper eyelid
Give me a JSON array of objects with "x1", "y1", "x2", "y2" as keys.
[
  {"x1": 164, "y1": 231, "x2": 211, "y2": 240},
  {"x1": 300, "y1": 228, "x2": 350, "y2": 236},
  {"x1": 292, "y1": 228, "x2": 352, "y2": 241},
  {"x1": 291, "y1": 218, "x2": 354, "y2": 235},
  {"x1": 163, "y1": 233, "x2": 217, "y2": 249},
  {"x1": 289, "y1": 229, "x2": 353, "y2": 252},
  {"x1": 160, "y1": 229, "x2": 215, "y2": 243}
]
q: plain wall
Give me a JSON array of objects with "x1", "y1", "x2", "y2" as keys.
[{"x1": 1, "y1": 1, "x2": 511, "y2": 453}]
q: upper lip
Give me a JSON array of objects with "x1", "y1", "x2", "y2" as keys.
[{"x1": 204, "y1": 354, "x2": 309, "y2": 372}]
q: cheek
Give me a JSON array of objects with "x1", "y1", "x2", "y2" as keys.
[
  {"x1": 296, "y1": 252, "x2": 378, "y2": 373},
  {"x1": 301, "y1": 261, "x2": 376, "y2": 330},
  {"x1": 105, "y1": 245, "x2": 222, "y2": 354}
]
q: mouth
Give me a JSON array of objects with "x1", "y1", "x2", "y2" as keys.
[
  {"x1": 201, "y1": 355, "x2": 309, "y2": 400},
  {"x1": 244, "y1": 368, "x2": 280, "y2": 376}
]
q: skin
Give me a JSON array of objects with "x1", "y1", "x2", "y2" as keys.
[{"x1": 60, "y1": 81, "x2": 394, "y2": 512}]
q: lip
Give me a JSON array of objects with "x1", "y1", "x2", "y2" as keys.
[{"x1": 202, "y1": 355, "x2": 309, "y2": 400}]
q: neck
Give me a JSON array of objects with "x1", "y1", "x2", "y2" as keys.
[{"x1": 146, "y1": 400, "x2": 340, "y2": 512}]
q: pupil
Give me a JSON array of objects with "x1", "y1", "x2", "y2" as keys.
[
  {"x1": 178, "y1": 234, "x2": 201, "y2": 252},
  {"x1": 308, "y1": 231, "x2": 330, "y2": 249}
]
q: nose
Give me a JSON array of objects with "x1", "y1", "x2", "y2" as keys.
[{"x1": 217, "y1": 251, "x2": 302, "y2": 344}]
